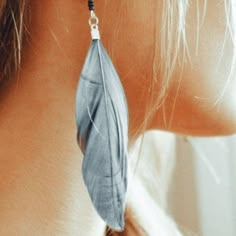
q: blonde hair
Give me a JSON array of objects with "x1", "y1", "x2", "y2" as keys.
[{"x1": 138, "y1": 0, "x2": 236, "y2": 136}]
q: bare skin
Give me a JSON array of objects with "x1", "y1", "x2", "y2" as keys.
[{"x1": 0, "y1": 0, "x2": 235, "y2": 235}]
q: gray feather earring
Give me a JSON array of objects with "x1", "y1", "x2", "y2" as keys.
[{"x1": 74, "y1": 0, "x2": 129, "y2": 231}]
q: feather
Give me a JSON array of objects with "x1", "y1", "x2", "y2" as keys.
[{"x1": 75, "y1": 39, "x2": 129, "y2": 231}]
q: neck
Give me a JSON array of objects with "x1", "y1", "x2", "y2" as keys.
[
  {"x1": 0, "y1": 1, "x2": 107, "y2": 234},
  {"x1": 17, "y1": 0, "x2": 147, "y2": 141},
  {"x1": 23, "y1": 0, "x2": 89, "y2": 87}
]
